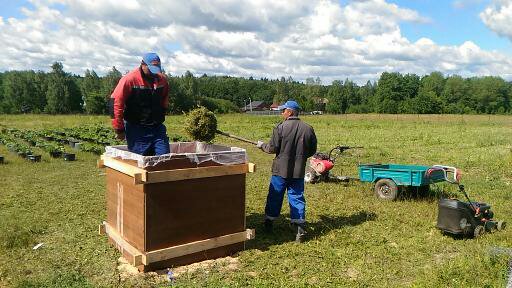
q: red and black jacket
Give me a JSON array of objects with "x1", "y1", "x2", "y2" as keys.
[{"x1": 110, "y1": 67, "x2": 169, "y2": 131}]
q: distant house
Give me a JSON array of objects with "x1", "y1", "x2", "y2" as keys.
[
  {"x1": 241, "y1": 101, "x2": 269, "y2": 111},
  {"x1": 270, "y1": 103, "x2": 281, "y2": 111}
]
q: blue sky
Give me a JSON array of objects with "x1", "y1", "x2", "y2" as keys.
[
  {"x1": 0, "y1": 0, "x2": 33, "y2": 19},
  {"x1": 1, "y1": 0, "x2": 512, "y2": 83},
  {"x1": 391, "y1": 0, "x2": 512, "y2": 53}
]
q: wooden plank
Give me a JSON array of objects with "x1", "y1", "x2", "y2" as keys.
[
  {"x1": 143, "y1": 229, "x2": 254, "y2": 265},
  {"x1": 103, "y1": 221, "x2": 144, "y2": 266},
  {"x1": 106, "y1": 169, "x2": 145, "y2": 252},
  {"x1": 97, "y1": 158, "x2": 105, "y2": 168},
  {"x1": 102, "y1": 156, "x2": 147, "y2": 181},
  {"x1": 98, "y1": 223, "x2": 106, "y2": 235},
  {"x1": 142, "y1": 163, "x2": 249, "y2": 184}
]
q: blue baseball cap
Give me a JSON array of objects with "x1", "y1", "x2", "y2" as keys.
[
  {"x1": 142, "y1": 52, "x2": 162, "y2": 74},
  {"x1": 278, "y1": 100, "x2": 301, "y2": 111}
]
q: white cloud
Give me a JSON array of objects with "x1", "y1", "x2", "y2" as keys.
[
  {"x1": 0, "y1": 0, "x2": 512, "y2": 84},
  {"x1": 480, "y1": 0, "x2": 512, "y2": 40},
  {"x1": 453, "y1": 0, "x2": 485, "y2": 9}
]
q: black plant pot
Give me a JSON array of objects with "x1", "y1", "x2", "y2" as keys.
[
  {"x1": 0, "y1": 156, "x2": 4, "y2": 164},
  {"x1": 63, "y1": 153, "x2": 76, "y2": 161},
  {"x1": 49, "y1": 151, "x2": 62, "y2": 158},
  {"x1": 17, "y1": 152, "x2": 27, "y2": 158},
  {"x1": 28, "y1": 140, "x2": 36, "y2": 146},
  {"x1": 27, "y1": 154, "x2": 41, "y2": 162},
  {"x1": 43, "y1": 136, "x2": 53, "y2": 141}
]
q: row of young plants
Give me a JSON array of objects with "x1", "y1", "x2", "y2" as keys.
[
  {"x1": 49, "y1": 124, "x2": 122, "y2": 146},
  {"x1": 1, "y1": 128, "x2": 76, "y2": 161},
  {"x1": 1, "y1": 124, "x2": 190, "y2": 162},
  {"x1": 40, "y1": 130, "x2": 103, "y2": 155},
  {"x1": 0, "y1": 131, "x2": 42, "y2": 162},
  {"x1": 38, "y1": 124, "x2": 123, "y2": 155}
]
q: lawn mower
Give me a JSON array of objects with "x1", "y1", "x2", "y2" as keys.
[
  {"x1": 434, "y1": 167, "x2": 506, "y2": 238},
  {"x1": 304, "y1": 145, "x2": 362, "y2": 184}
]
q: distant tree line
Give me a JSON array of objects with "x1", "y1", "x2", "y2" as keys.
[{"x1": 0, "y1": 62, "x2": 511, "y2": 115}]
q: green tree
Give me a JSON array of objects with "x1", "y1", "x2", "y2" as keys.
[
  {"x1": 326, "y1": 80, "x2": 343, "y2": 113},
  {"x1": 168, "y1": 77, "x2": 194, "y2": 114},
  {"x1": 419, "y1": 71, "x2": 445, "y2": 97},
  {"x1": 373, "y1": 72, "x2": 404, "y2": 113},
  {"x1": 441, "y1": 75, "x2": 469, "y2": 113},
  {"x1": 471, "y1": 76, "x2": 510, "y2": 114},
  {"x1": 1, "y1": 71, "x2": 40, "y2": 113},
  {"x1": 183, "y1": 71, "x2": 199, "y2": 105},
  {"x1": 82, "y1": 70, "x2": 104, "y2": 114},
  {"x1": 273, "y1": 77, "x2": 290, "y2": 104},
  {"x1": 404, "y1": 90, "x2": 442, "y2": 114},
  {"x1": 45, "y1": 62, "x2": 82, "y2": 114}
]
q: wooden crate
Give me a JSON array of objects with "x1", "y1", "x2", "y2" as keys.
[{"x1": 98, "y1": 152, "x2": 255, "y2": 271}]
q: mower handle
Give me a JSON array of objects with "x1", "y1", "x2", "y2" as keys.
[
  {"x1": 426, "y1": 165, "x2": 460, "y2": 184},
  {"x1": 428, "y1": 167, "x2": 478, "y2": 212}
]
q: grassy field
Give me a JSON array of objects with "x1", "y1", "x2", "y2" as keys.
[{"x1": 0, "y1": 113, "x2": 511, "y2": 287}]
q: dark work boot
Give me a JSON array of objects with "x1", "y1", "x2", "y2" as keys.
[
  {"x1": 264, "y1": 219, "x2": 273, "y2": 233},
  {"x1": 293, "y1": 223, "x2": 307, "y2": 243}
]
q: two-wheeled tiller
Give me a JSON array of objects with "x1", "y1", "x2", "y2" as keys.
[{"x1": 304, "y1": 145, "x2": 362, "y2": 184}]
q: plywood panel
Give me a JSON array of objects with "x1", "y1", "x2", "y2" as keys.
[
  {"x1": 106, "y1": 168, "x2": 145, "y2": 251},
  {"x1": 145, "y1": 174, "x2": 246, "y2": 251}
]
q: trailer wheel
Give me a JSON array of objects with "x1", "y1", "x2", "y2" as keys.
[
  {"x1": 473, "y1": 225, "x2": 485, "y2": 238},
  {"x1": 497, "y1": 221, "x2": 506, "y2": 231},
  {"x1": 374, "y1": 179, "x2": 398, "y2": 200}
]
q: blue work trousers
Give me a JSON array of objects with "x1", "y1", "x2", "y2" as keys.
[
  {"x1": 265, "y1": 175, "x2": 306, "y2": 224},
  {"x1": 125, "y1": 122, "x2": 170, "y2": 156}
]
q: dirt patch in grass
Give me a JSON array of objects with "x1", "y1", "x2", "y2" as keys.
[{"x1": 117, "y1": 255, "x2": 241, "y2": 285}]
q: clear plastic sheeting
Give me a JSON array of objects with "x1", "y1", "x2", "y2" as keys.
[{"x1": 104, "y1": 141, "x2": 248, "y2": 168}]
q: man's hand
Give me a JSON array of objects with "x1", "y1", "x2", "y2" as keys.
[
  {"x1": 115, "y1": 130, "x2": 125, "y2": 140},
  {"x1": 256, "y1": 140, "x2": 264, "y2": 148}
]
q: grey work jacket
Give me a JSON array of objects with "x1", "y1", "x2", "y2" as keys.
[{"x1": 261, "y1": 116, "x2": 317, "y2": 179}]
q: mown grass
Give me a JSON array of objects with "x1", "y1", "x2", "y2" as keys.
[{"x1": 0, "y1": 114, "x2": 511, "y2": 287}]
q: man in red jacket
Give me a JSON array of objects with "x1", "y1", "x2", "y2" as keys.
[{"x1": 110, "y1": 52, "x2": 170, "y2": 155}]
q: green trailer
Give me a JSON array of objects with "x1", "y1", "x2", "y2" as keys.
[{"x1": 358, "y1": 164, "x2": 458, "y2": 200}]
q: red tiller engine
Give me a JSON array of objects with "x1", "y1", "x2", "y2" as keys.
[
  {"x1": 305, "y1": 145, "x2": 362, "y2": 184},
  {"x1": 309, "y1": 156, "x2": 334, "y2": 174}
]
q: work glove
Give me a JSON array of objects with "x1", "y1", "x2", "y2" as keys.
[{"x1": 256, "y1": 140, "x2": 264, "y2": 148}]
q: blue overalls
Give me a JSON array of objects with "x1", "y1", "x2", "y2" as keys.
[
  {"x1": 265, "y1": 175, "x2": 306, "y2": 224},
  {"x1": 125, "y1": 122, "x2": 170, "y2": 156}
]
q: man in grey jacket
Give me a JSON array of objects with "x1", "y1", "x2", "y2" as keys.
[{"x1": 257, "y1": 100, "x2": 317, "y2": 242}]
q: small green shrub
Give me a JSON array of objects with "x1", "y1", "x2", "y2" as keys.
[{"x1": 184, "y1": 107, "x2": 218, "y2": 142}]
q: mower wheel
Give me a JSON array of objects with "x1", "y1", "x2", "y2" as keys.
[
  {"x1": 473, "y1": 225, "x2": 485, "y2": 238},
  {"x1": 374, "y1": 178, "x2": 398, "y2": 200},
  {"x1": 497, "y1": 221, "x2": 506, "y2": 231}
]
